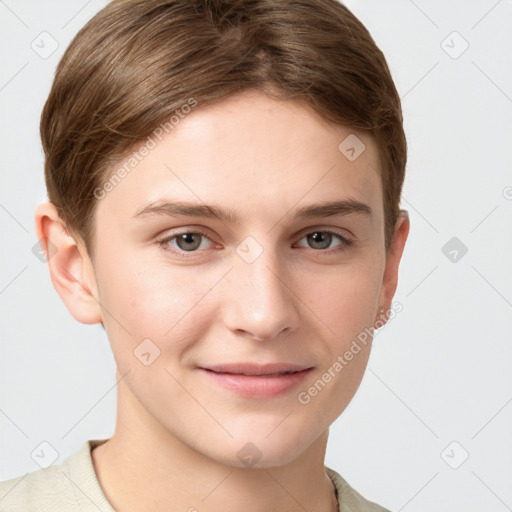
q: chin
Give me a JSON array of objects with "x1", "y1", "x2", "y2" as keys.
[{"x1": 194, "y1": 419, "x2": 322, "y2": 469}]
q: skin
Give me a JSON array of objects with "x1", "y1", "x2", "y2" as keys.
[{"x1": 35, "y1": 88, "x2": 409, "y2": 512}]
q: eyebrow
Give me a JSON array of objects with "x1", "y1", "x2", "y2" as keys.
[{"x1": 133, "y1": 198, "x2": 372, "y2": 223}]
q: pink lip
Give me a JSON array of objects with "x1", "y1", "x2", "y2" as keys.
[{"x1": 199, "y1": 363, "x2": 313, "y2": 398}]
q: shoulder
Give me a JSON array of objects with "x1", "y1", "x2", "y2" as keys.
[
  {"x1": 0, "y1": 439, "x2": 112, "y2": 512},
  {"x1": 0, "y1": 466, "x2": 69, "y2": 512},
  {"x1": 0, "y1": 463, "x2": 73, "y2": 512},
  {"x1": 326, "y1": 466, "x2": 392, "y2": 512}
]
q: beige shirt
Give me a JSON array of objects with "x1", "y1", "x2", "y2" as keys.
[{"x1": 0, "y1": 439, "x2": 390, "y2": 511}]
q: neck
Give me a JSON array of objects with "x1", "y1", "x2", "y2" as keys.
[{"x1": 91, "y1": 382, "x2": 338, "y2": 512}]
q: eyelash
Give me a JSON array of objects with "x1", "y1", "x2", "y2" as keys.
[{"x1": 157, "y1": 228, "x2": 354, "y2": 258}]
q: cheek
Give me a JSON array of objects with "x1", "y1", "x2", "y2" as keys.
[
  {"x1": 295, "y1": 263, "x2": 382, "y2": 416},
  {"x1": 299, "y1": 258, "x2": 383, "y2": 345},
  {"x1": 95, "y1": 254, "x2": 219, "y2": 361}
]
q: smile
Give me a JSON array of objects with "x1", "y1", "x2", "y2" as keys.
[{"x1": 199, "y1": 364, "x2": 313, "y2": 398}]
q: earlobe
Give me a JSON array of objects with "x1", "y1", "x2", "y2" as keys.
[
  {"x1": 375, "y1": 210, "x2": 410, "y2": 326},
  {"x1": 34, "y1": 202, "x2": 103, "y2": 325}
]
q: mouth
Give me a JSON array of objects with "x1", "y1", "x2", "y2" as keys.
[
  {"x1": 198, "y1": 363, "x2": 313, "y2": 398},
  {"x1": 202, "y1": 362, "x2": 312, "y2": 376}
]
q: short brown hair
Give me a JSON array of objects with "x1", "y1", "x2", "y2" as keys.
[{"x1": 40, "y1": 0, "x2": 406, "y2": 256}]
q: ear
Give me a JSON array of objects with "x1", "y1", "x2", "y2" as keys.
[
  {"x1": 34, "y1": 202, "x2": 103, "y2": 325},
  {"x1": 375, "y1": 210, "x2": 410, "y2": 325}
]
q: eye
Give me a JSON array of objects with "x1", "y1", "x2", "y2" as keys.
[
  {"x1": 296, "y1": 229, "x2": 353, "y2": 252},
  {"x1": 157, "y1": 228, "x2": 353, "y2": 258},
  {"x1": 159, "y1": 231, "x2": 214, "y2": 254}
]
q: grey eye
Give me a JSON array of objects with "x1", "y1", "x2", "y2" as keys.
[
  {"x1": 306, "y1": 231, "x2": 334, "y2": 250},
  {"x1": 175, "y1": 233, "x2": 204, "y2": 251}
]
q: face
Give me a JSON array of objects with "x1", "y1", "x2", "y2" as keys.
[{"x1": 77, "y1": 89, "x2": 404, "y2": 467}]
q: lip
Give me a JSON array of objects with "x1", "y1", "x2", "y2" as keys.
[{"x1": 199, "y1": 363, "x2": 313, "y2": 398}]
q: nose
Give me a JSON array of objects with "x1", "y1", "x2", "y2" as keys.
[{"x1": 221, "y1": 247, "x2": 300, "y2": 341}]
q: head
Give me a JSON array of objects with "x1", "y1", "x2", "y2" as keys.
[{"x1": 36, "y1": 0, "x2": 409, "y2": 467}]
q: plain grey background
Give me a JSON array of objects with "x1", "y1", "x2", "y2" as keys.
[{"x1": 1, "y1": 1, "x2": 511, "y2": 511}]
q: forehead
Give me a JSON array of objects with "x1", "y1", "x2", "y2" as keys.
[{"x1": 96, "y1": 89, "x2": 383, "y2": 224}]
